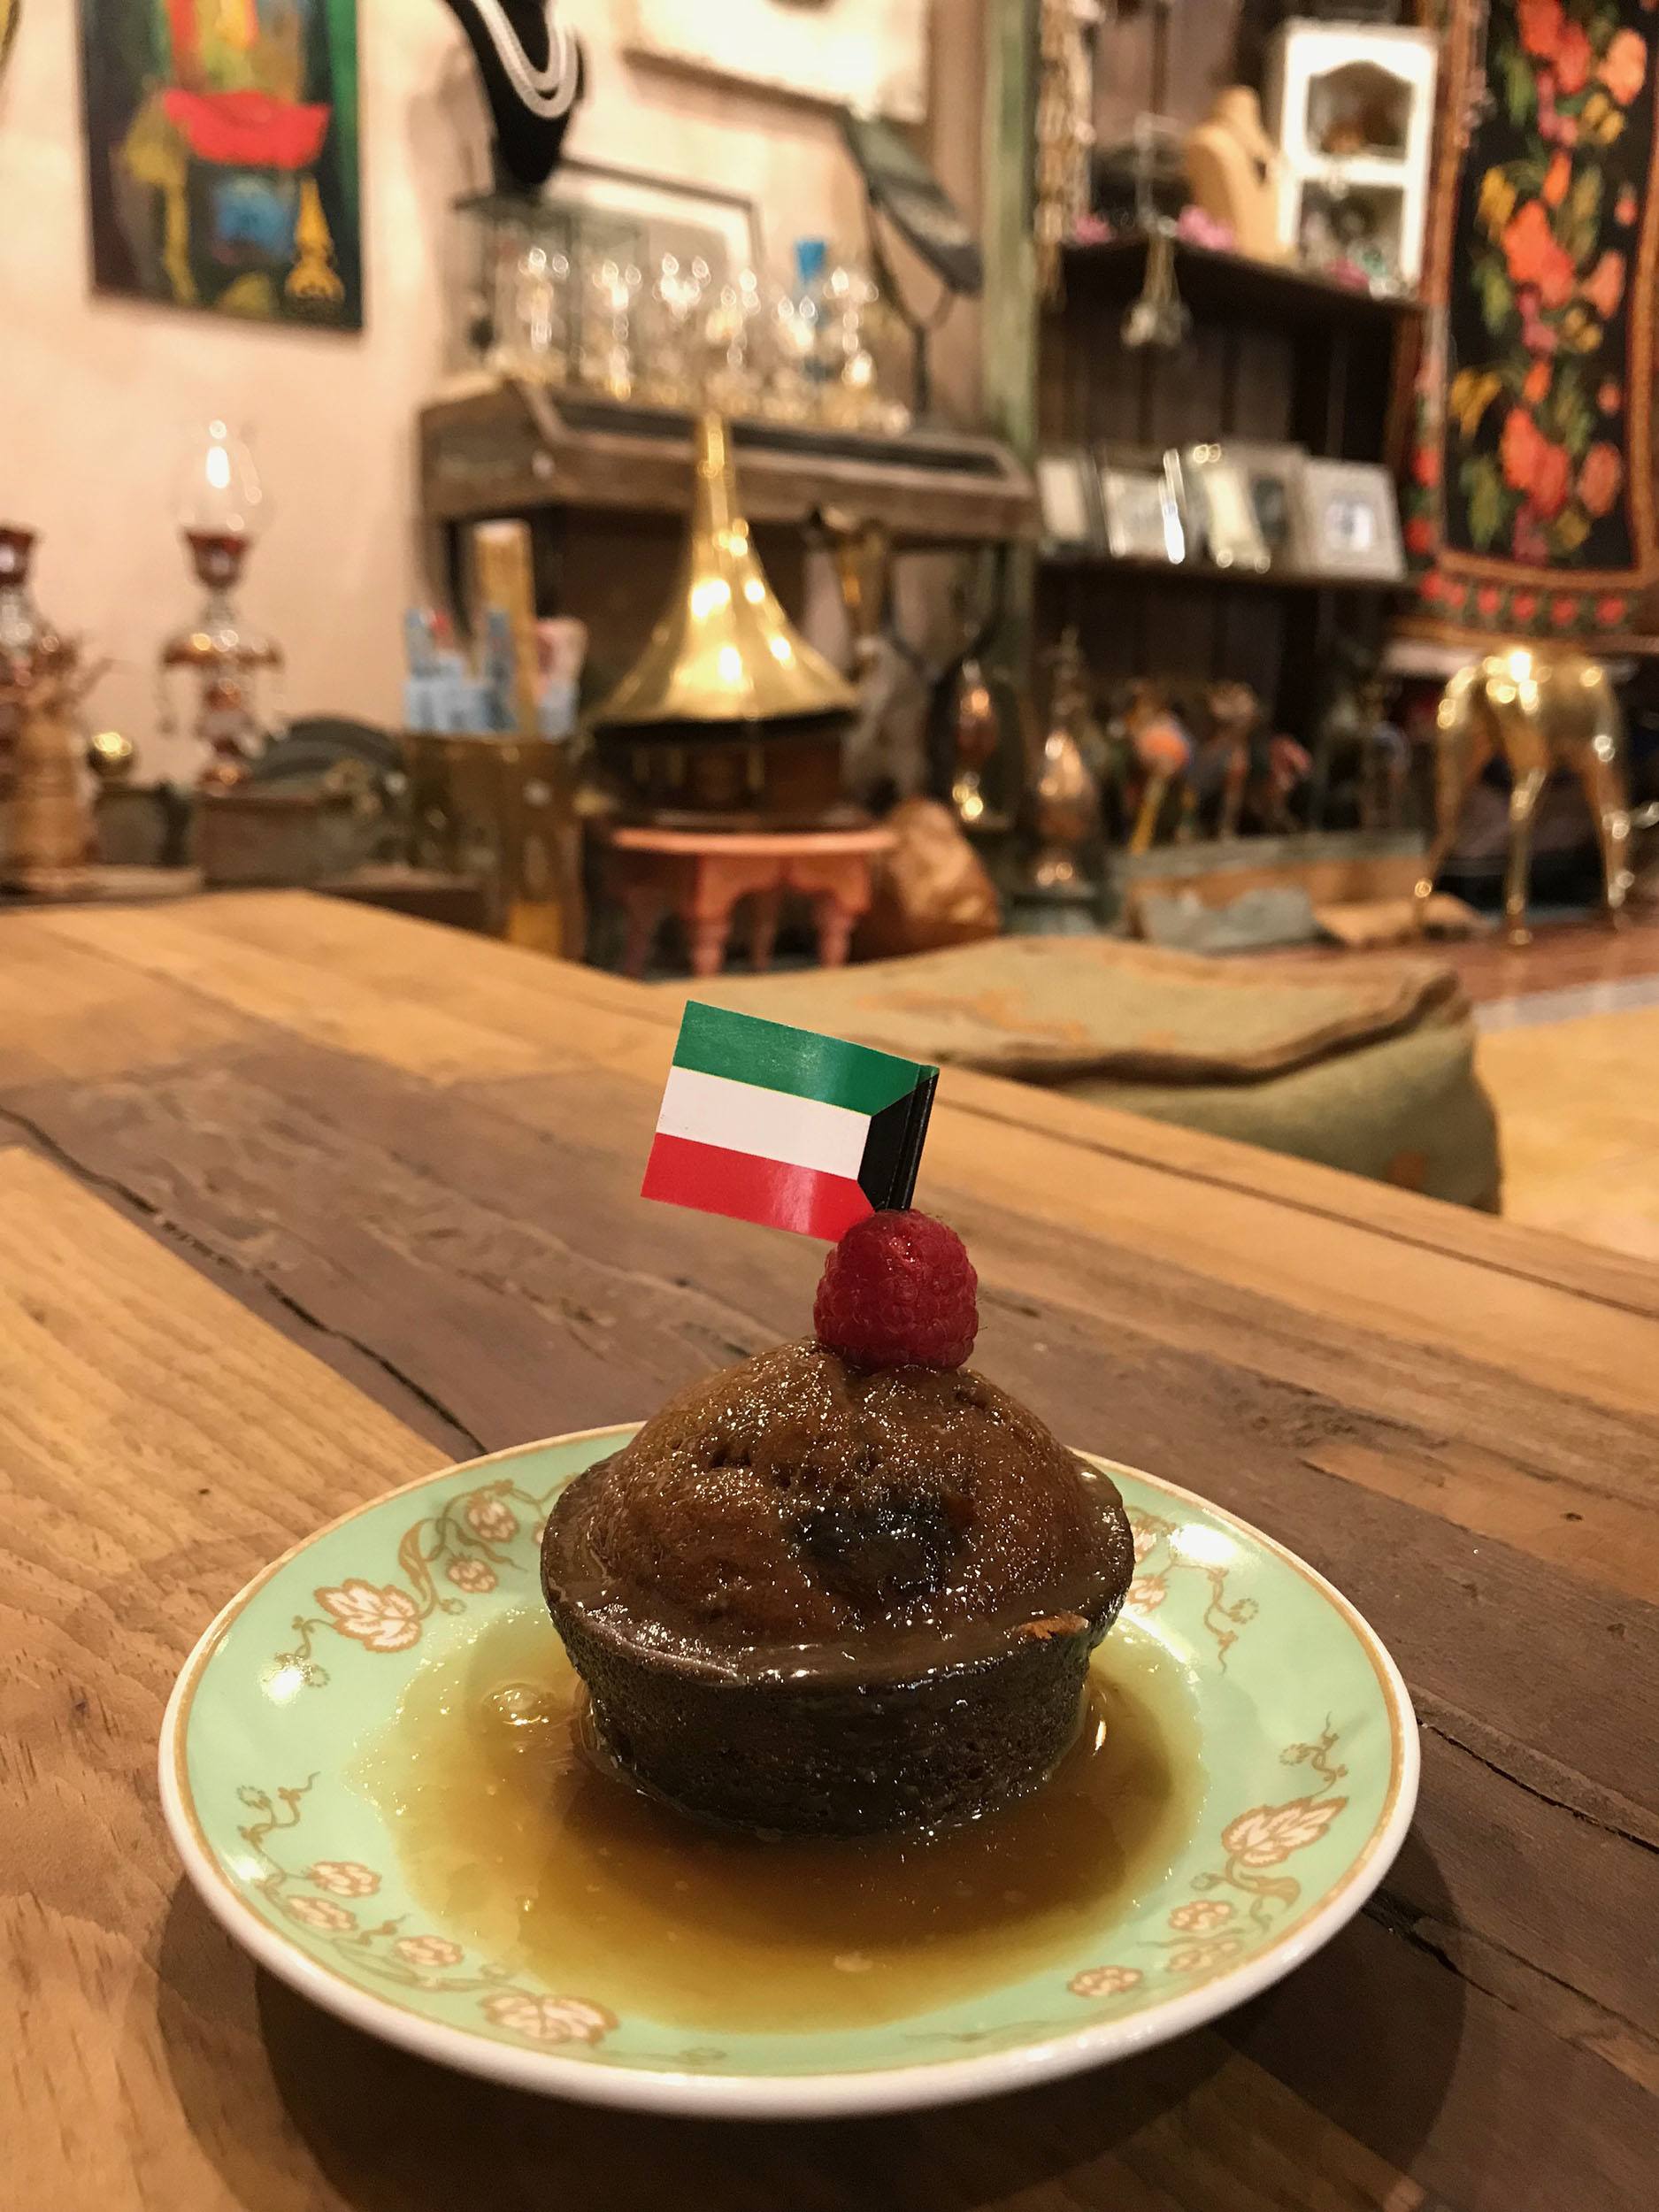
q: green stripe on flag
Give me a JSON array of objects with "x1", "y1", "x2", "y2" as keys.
[{"x1": 673, "y1": 1002, "x2": 933, "y2": 1119}]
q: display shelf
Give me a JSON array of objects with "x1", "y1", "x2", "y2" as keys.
[
  {"x1": 1040, "y1": 545, "x2": 1409, "y2": 593},
  {"x1": 1057, "y1": 232, "x2": 1421, "y2": 329},
  {"x1": 420, "y1": 381, "x2": 1035, "y2": 548}
]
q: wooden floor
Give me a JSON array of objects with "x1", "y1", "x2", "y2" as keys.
[
  {"x1": 1320, "y1": 914, "x2": 1659, "y2": 1262},
  {"x1": 1433, "y1": 911, "x2": 1659, "y2": 1006}
]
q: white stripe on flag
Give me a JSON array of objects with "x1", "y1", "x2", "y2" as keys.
[{"x1": 655, "y1": 1065, "x2": 868, "y2": 1180}]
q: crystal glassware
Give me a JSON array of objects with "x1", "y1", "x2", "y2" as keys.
[{"x1": 580, "y1": 257, "x2": 642, "y2": 403}]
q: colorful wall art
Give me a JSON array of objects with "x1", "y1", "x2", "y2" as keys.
[{"x1": 78, "y1": 1, "x2": 362, "y2": 330}]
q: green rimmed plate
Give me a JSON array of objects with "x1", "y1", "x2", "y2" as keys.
[{"x1": 159, "y1": 1425, "x2": 1417, "y2": 2118}]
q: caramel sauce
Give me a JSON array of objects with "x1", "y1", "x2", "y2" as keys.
[{"x1": 354, "y1": 1609, "x2": 1200, "y2": 2032}]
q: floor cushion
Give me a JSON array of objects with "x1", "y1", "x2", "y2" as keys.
[{"x1": 664, "y1": 937, "x2": 1502, "y2": 1210}]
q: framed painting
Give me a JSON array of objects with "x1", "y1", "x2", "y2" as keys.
[
  {"x1": 76, "y1": 1, "x2": 363, "y2": 330},
  {"x1": 625, "y1": 0, "x2": 929, "y2": 125}
]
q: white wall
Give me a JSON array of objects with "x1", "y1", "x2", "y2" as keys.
[{"x1": 0, "y1": 2, "x2": 863, "y2": 771}]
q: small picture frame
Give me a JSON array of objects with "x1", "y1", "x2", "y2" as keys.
[
  {"x1": 1224, "y1": 443, "x2": 1308, "y2": 568},
  {"x1": 1179, "y1": 445, "x2": 1271, "y2": 572},
  {"x1": 1295, "y1": 459, "x2": 1405, "y2": 581},
  {"x1": 1099, "y1": 463, "x2": 1187, "y2": 564},
  {"x1": 1036, "y1": 449, "x2": 1105, "y2": 554}
]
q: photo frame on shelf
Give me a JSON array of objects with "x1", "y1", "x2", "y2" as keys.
[
  {"x1": 1295, "y1": 459, "x2": 1405, "y2": 581},
  {"x1": 539, "y1": 161, "x2": 763, "y2": 288},
  {"x1": 1224, "y1": 443, "x2": 1309, "y2": 568},
  {"x1": 1099, "y1": 462, "x2": 1186, "y2": 565},
  {"x1": 1036, "y1": 450, "x2": 1106, "y2": 556},
  {"x1": 1179, "y1": 446, "x2": 1271, "y2": 572}
]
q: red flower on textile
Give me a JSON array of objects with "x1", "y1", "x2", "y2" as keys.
[
  {"x1": 1518, "y1": 0, "x2": 1563, "y2": 60},
  {"x1": 1513, "y1": 592, "x2": 1540, "y2": 623},
  {"x1": 1583, "y1": 250, "x2": 1626, "y2": 319},
  {"x1": 1598, "y1": 379, "x2": 1623, "y2": 414},
  {"x1": 1405, "y1": 515, "x2": 1435, "y2": 555},
  {"x1": 1596, "y1": 595, "x2": 1632, "y2": 626},
  {"x1": 1550, "y1": 594, "x2": 1580, "y2": 626},
  {"x1": 1601, "y1": 28, "x2": 1649, "y2": 106},
  {"x1": 1617, "y1": 183, "x2": 1639, "y2": 225},
  {"x1": 1535, "y1": 443, "x2": 1572, "y2": 518},
  {"x1": 1524, "y1": 358, "x2": 1552, "y2": 403},
  {"x1": 1502, "y1": 407, "x2": 1545, "y2": 494},
  {"x1": 1555, "y1": 22, "x2": 1593, "y2": 96},
  {"x1": 1579, "y1": 442, "x2": 1624, "y2": 517},
  {"x1": 1477, "y1": 584, "x2": 1503, "y2": 619},
  {"x1": 1543, "y1": 151, "x2": 1571, "y2": 206},
  {"x1": 1502, "y1": 200, "x2": 1576, "y2": 307}
]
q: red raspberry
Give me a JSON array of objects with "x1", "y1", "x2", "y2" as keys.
[{"x1": 813, "y1": 1210, "x2": 979, "y2": 1371}]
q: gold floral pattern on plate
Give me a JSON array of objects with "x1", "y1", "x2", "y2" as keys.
[
  {"x1": 234, "y1": 1774, "x2": 616, "y2": 2047},
  {"x1": 1125, "y1": 1509, "x2": 1259, "y2": 1669},
  {"x1": 270, "y1": 1475, "x2": 563, "y2": 1686},
  {"x1": 1071, "y1": 1723, "x2": 1350, "y2": 1995}
]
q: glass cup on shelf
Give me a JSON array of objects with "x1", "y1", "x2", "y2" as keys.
[
  {"x1": 498, "y1": 241, "x2": 572, "y2": 382},
  {"x1": 703, "y1": 268, "x2": 768, "y2": 419},
  {"x1": 640, "y1": 251, "x2": 711, "y2": 409},
  {"x1": 580, "y1": 256, "x2": 643, "y2": 403}
]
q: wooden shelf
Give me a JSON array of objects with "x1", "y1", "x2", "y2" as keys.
[
  {"x1": 1040, "y1": 547, "x2": 1408, "y2": 594},
  {"x1": 419, "y1": 381, "x2": 1035, "y2": 549},
  {"x1": 1058, "y1": 233, "x2": 1423, "y2": 329}
]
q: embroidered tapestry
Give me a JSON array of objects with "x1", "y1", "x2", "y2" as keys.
[{"x1": 1402, "y1": 0, "x2": 1659, "y2": 643}]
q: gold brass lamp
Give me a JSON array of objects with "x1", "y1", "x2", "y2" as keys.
[{"x1": 590, "y1": 413, "x2": 858, "y2": 828}]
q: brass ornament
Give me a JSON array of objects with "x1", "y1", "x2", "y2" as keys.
[
  {"x1": 1024, "y1": 630, "x2": 1101, "y2": 896},
  {"x1": 86, "y1": 728, "x2": 136, "y2": 786},
  {"x1": 592, "y1": 413, "x2": 856, "y2": 732},
  {"x1": 1417, "y1": 647, "x2": 1632, "y2": 948}
]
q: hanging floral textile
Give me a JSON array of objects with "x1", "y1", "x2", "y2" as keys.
[{"x1": 1400, "y1": 0, "x2": 1659, "y2": 645}]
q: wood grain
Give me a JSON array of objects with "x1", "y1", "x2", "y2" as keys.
[
  {"x1": 0, "y1": 1153, "x2": 1431, "y2": 2212},
  {"x1": 4, "y1": 893, "x2": 1659, "y2": 2210}
]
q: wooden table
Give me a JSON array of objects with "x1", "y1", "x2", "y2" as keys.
[{"x1": 2, "y1": 892, "x2": 1655, "y2": 2212}]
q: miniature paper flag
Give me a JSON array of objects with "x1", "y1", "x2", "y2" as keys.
[{"x1": 642, "y1": 1002, "x2": 939, "y2": 1241}]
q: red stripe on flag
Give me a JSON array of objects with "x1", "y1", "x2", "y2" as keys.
[{"x1": 641, "y1": 1133, "x2": 872, "y2": 1242}]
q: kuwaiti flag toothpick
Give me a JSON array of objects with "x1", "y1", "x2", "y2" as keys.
[{"x1": 642, "y1": 1002, "x2": 939, "y2": 1240}]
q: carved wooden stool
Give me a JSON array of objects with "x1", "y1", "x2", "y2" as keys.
[{"x1": 605, "y1": 825, "x2": 895, "y2": 979}]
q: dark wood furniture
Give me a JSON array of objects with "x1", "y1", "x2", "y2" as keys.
[
  {"x1": 1037, "y1": 232, "x2": 1418, "y2": 749},
  {"x1": 419, "y1": 383, "x2": 1035, "y2": 702},
  {"x1": 3, "y1": 892, "x2": 1655, "y2": 2211}
]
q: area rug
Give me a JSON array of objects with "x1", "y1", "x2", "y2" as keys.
[{"x1": 1400, "y1": 0, "x2": 1659, "y2": 648}]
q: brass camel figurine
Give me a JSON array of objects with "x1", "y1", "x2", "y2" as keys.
[{"x1": 1415, "y1": 648, "x2": 1633, "y2": 947}]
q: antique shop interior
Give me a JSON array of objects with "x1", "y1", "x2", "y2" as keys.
[{"x1": 5, "y1": 0, "x2": 1659, "y2": 1257}]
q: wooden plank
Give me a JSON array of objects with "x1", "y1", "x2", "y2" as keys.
[
  {"x1": 4, "y1": 897, "x2": 1658, "y2": 2204},
  {"x1": 420, "y1": 386, "x2": 1036, "y2": 547},
  {"x1": 143, "y1": 889, "x2": 1659, "y2": 1327},
  {"x1": 0, "y1": 912, "x2": 259, "y2": 1083},
  {"x1": 27, "y1": 902, "x2": 562, "y2": 1086},
  {"x1": 8, "y1": 1041, "x2": 1655, "y2": 1985},
  {"x1": 18, "y1": 900, "x2": 1659, "y2": 1579},
  {"x1": 0, "y1": 1154, "x2": 1448, "y2": 2212},
  {"x1": 172, "y1": 898, "x2": 1659, "y2": 1432},
  {"x1": 0, "y1": 1150, "x2": 436, "y2": 2209},
  {"x1": 2, "y1": 1115, "x2": 1648, "y2": 2207}
]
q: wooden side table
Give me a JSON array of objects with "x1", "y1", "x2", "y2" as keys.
[{"x1": 605, "y1": 824, "x2": 895, "y2": 978}]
